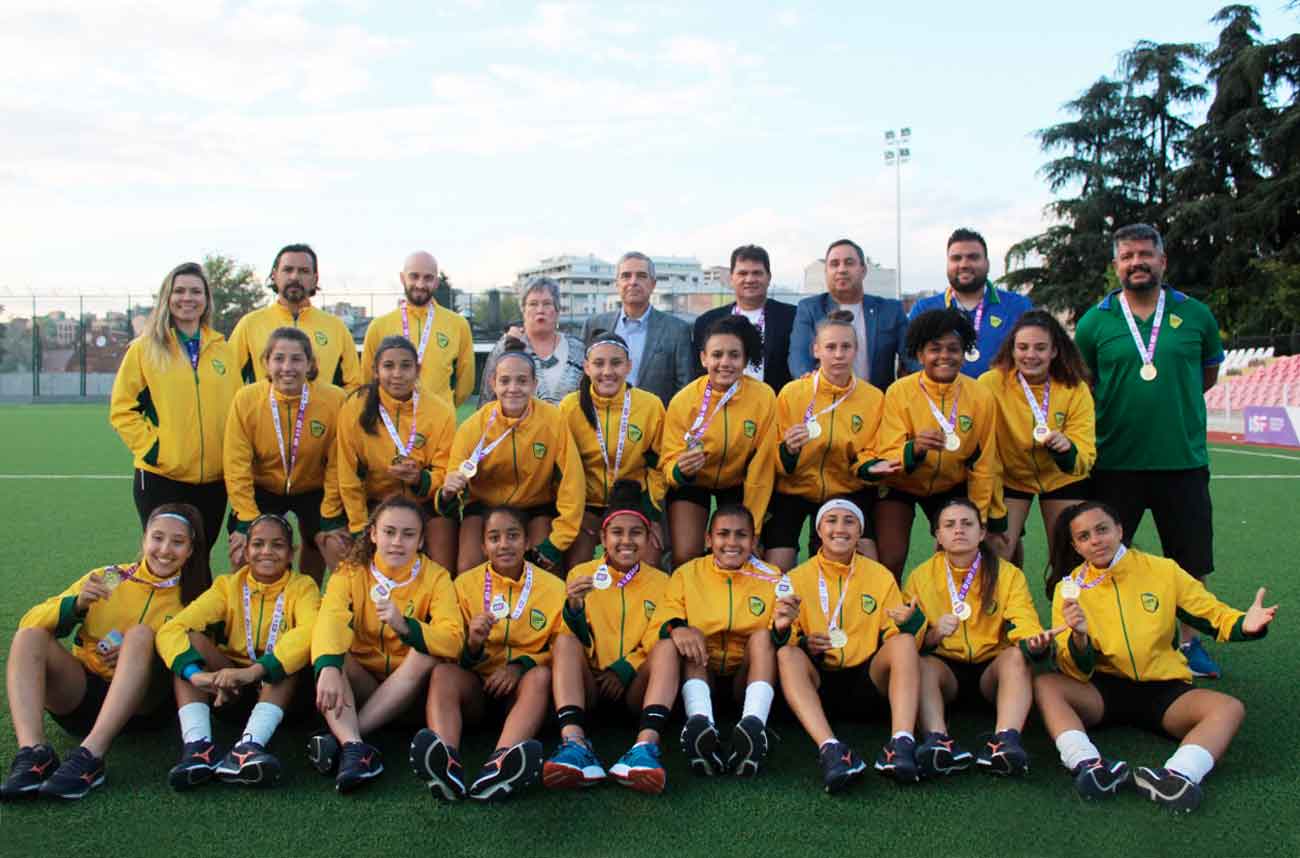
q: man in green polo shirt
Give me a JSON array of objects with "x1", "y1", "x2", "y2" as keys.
[{"x1": 1075, "y1": 223, "x2": 1225, "y2": 677}]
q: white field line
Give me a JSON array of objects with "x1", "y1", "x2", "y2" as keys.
[
  {"x1": 0, "y1": 474, "x2": 128, "y2": 479},
  {"x1": 1209, "y1": 446, "x2": 1300, "y2": 463}
]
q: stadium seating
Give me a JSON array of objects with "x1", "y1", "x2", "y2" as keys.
[{"x1": 1205, "y1": 353, "x2": 1300, "y2": 409}]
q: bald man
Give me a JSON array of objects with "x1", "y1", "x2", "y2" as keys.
[{"x1": 360, "y1": 251, "x2": 476, "y2": 406}]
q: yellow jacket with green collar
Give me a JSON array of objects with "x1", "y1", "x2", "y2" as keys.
[
  {"x1": 454, "y1": 563, "x2": 566, "y2": 677},
  {"x1": 361, "y1": 301, "x2": 475, "y2": 406},
  {"x1": 109, "y1": 328, "x2": 240, "y2": 485},
  {"x1": 223, "y1": 379, "x2": 346, "y2": 531},
  {"x1": 776, "y1": 551, "x2": 920, "y2": 670},
  {"x1": 903, "y1": 551, "x2": 1044, "y2": 664},
  {"x1": 19, "y1": 559, "x2": 185, "y2": 680},
  {"x1": 559, "y1": 384, "x2": 667, "y2": 515},
  {"x1": 877, "y1": 371, "x2": 1006, "y2": 530},
  {"x1": 310, "y1": 554, "x2": 462, "y2": 678},
  {"x1": 660, "y1": 376, "x2": 777, "y2": 535},
  {"x1": 157, "y1": 566, "x2": 321, "y2": 682},
  {"x1": 977, "y1": 368, "x2": 1096, "y2": 495},
  {"x1": 228, "y1": 300, "x2": 361, "y2": 391},
  {"x1": 561, "y1": 559, "x2": 670, "y2": 685},
  {"x1": 1050, "y1": 548, "x2": 1263, "y2": 684},
  {"x1": 775, "y1": 370, "x2": 885, "y2": 503}
]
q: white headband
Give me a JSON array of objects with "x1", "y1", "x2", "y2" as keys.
[
  {"x1": 152, "y1": 512, "x2": 193, "y2": 530},
  {"x1": 815, "y1": 499, "x2": 864, "y2": 531}
]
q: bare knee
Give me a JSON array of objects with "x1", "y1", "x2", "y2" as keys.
[
  {"x1": 1220, "y1": 695, "x2": 1246, "y2": 726},
  {"x1": 746, "y1": 629, "x2": 773, "y2": 658},
  {"x1": 519, "y1": 665, "x2": 551, "y2": 693},
  {"x1": 11, "y1": 626, "x2": 54, "y2": 652},
  {"x1": 123, "y1": 624, "x2": 155, "y2": 645},
  {"x1": 553, "y1": 634, "x2": 583, "y2": 659}
]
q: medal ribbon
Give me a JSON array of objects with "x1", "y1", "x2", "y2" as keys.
[
  {"x1": 685, "y1": 380, "x2": 739, "y2": 444},
  {"x1": 944, "y1": 552, "x2": 982, "y2": 613},
  {"x1": 116, "y1": 563, "x2": 180, "y2": 589},
  {"x1": 727, "y1": 554, "x2": 781, "y2": 584},
  {"x1": 1016, "y1": 372, "x2": 1051, "y2": 430},
  {"x1": 269, "y1": 383, "x2": 310, "y2": 488},
  {"x1": 1118, "y1": 288, "x2": 1166, "y2": 370},
  {"x1": 1070, "y1": 544, "x2": 1127, "y2": 592},
  {"x1": 369, "y1": 558, "x2": 421, "y2": 598},
  {"x1": 803, "y1": 370, "x2": 858, "y2": 426},
  {"x1": 401, "y1": 301, "x2": 436, "y2": 364},
  {"x1": 242, "y1": 582, "x2": 286, "y2": 660},
  {"x1": 378, "y1": 391, "x2": 420, "y2": 458},
  {"x1": 816, "y1": 556, "x2": 854, "y2": 632},
  {"x1": 468, "y1": 408, "x2": 515, "y2": 469},
  {"x1": 949, "y1": 288, "x2": 985, "y2": 338},
  {"x1": 593, "y1": 388, "x2": 632, "y2": 480},
  {"x1": 483, "y1": 564, "x2": 535, "y2": 620},
  {"x1": 598, "y1": 562, "x2": 641, "y2": 589},
  {"x1": 919, "y1": 378, "x2": 961, "y2": 437}
]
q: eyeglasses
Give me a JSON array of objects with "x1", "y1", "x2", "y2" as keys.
[{"x1": 524, "y1": 300, "x2": 556, "y2": 311}]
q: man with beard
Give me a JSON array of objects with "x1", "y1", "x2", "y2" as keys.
[
  {"x1": 692, "y1": 244, "x2": 795, "y2": 392},
  {"x1": 229, "y1": 243, "x2": 361, "y2": 389},
  {"x1": 1075, "y1": 223, "x2": 1226, "y2": 678},
  {"x1": 907, "y1": 228, "x2": 1032, "y2": 377},
  {"x1": 361, "y1": 251, "x2": 475, "y2": 406}
]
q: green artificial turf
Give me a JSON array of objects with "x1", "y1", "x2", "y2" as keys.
[{"x1": 1, "y1": 404, "x2": 1297, "y2": 857}]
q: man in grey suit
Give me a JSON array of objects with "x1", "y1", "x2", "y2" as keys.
[{"x1": 581, "y1": 251, "x2": 696, "y2": 406}]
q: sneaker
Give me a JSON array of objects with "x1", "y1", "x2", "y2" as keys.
[
  {"x1": 307, "y1": 730, "x2": 340, "y2": 776},
  {"x1": 726, "y1": 716, "x2": 769, "y2": 777},
  {"x1": 543, "y1": 737, "x2": 606, "y2": 789},
  {"x1": 680, "y1": 715, "x2": 725, "y2": 776},
  {"x1": 609, "y1": 742, "x2": 666, "y2": 795},
  {"x1": 975, "y1": 730, "x2": 1029, "y2": 777},
  {"x1": 468, "y1": 740, "x2": 543, "y2": 801},
  {"x1": 1181, "y1": 637, "x2": 1221, "y2": 679},
  {"x1": 916, "y1": 731, "x2": 974, "y2": 778},
  {"x1": 167, "y1": 739, "x2": 221, "y2": 791},
  {"x1": 818, "y1": 741, "x2": 866, "y2": 794},
  {"x1": 215, "y1": 741, "x2": 281, "y2": 787},
  {"x1": 1134, "y1": 766, "x2": 1203, "y2": 812},
  {"x1": 335, "y1": 742, "x2": 383, "y2": 793},
  {"x1": 1072, "y1": 757, "x2": 1130, "y2": 799},
  {"x1": 1, "y1": 744, "x2": 59, "y2": 799},
  {"x1": 874, "y1": 735, "x2": 920, "y2": 783},
  {"x1": 409, "y1": 728, "x2": 466, "y2": 801},
  {"x1": 37, "y1": 746, "x2": 105, "y2": 800}
]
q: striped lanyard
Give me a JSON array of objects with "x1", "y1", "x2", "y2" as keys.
[
  {"x1": 268, "y1": 383, "x2": 310, "y2": 489},
  {"x1": 115, "y1": 563, "x2": 180, "y2": 589},
  {"x1": 816, "y1": 557, "x2": 854, "y2": 632},
  {"x1": 593, "y1": 388, "x2": 632, "y2": 480},
  {"x1": 484, "y1": 564, "x2": 534, "y2": 620},
  {"x1": 944, "y1": 553, "x2": 981, "y2": 612},
  {"x1": 1070, "y1": 544, "x2": 1128, "y2": 591},
  {"x1": 803, "y1": 370, "x2": 857, "y2": 425},
  {"x1": 949, "y1": 288, "x2": 985, "y2": 336},
  {"x1": 401, "y1": 301, "x2": 435, "y2": 364},
  {"x1": 919, "y1": 378, "x2": 960, "y2": 435},
  {"x1": 378, "y1": 391, "x2": 420, "y2": 458},
  {"x1": 468, "y1": 409, "x2": 515, "y2": 470},
  {"x1": 685, "y1": 380, "x2": 739, "y2": 444},
  {"x1": 1118, "y1": 289, "x2": 1165, "y2": 369},
  {"x1": 369, "y1": 558, "x2": 421, "y2": 600},
  {"x1": 242, "y1": 582, "x2": 286, "y2": 661},
  {"x1": 1016, "y1": 373, "x2": 1050, "y2": 428}
]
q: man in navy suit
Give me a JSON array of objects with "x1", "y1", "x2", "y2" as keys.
[
  {"x1": 692, "y1": 245, "x2": 796, "y2": 392},
  {"x1": 789, "y1": 238, "x2": 909, "y2": 390}
]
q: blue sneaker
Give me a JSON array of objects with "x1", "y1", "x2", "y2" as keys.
[
  {"x1": 916, "y1": 731, "x2": 974, "y2": 778},
  {"x1": 1072, "y1": 757, "x2": 1130, "y2": 799},
  {"x1": 1181, "y1": 637, "x2": 1221, "y2": 679},
  {"x1": 1134, "y1": 766, "x2": 1202, "y2": 812},
  {"x1": 874, "y1": 735, "x2": 920, "y2": 783},
  {"x1": 610, "y1": 742, "x2": 666, "y2": 795},
  {"x1": 542, "y1": 737, "x2": 606, "y2": 789}
]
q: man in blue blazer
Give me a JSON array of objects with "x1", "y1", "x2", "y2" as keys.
[
  {"x1": 789, "y1": 238, "x2": 909, "y2": 391},
  {"x1": 692, "y1": 244, "x2": 796, "y2": 392}
]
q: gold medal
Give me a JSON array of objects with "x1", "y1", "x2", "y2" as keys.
[
  {"x1": 1060, "y1": 580, "x2": 1081, "y2": 600},
  {"x1": 953, "y1": 601, "x2": 972, "y2": 621},
  {"x1": 964, "y1": 347, "x2": 980, "y2": 363},
  {"x1": 592, "y1": 566, "x2": 612, "y2": 590},
  {"x1": 828, "y1": 628, "x2": 848, "y2": 649},
  {"x1": 1032, "y1": 423, "x2": 1050, "y2": 443},
  {"x1": 1139, "y1": 363, "x2": 1157, "y2": 381},
  {"x1": 101, "y1": 568, "x2": 122, "y2": 590},
  {"x1": 944, "y1": 432, "x2": 961, "y2": 452},
  {"x1": 805, "y1": 420, "x2": 822, "y2": 440},
  {"x1": 490, "y1": 596, "x2": 509, "y2": 620},
  {"x1": 685, "y1": 435, "x2": 703, "y2": 451},
  {"x1": 775, "y1": 575, "x2": 795, "y2": 599},
  {"x1": 370, "y1": 583, "x2": 389, "y2": 602},
  {"x1": 458, "y1": 459, "x2": 478, "y2": 479}
]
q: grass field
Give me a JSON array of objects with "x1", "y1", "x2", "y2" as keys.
[{"x1": 1, "y1": 403, "x2": 1298, "y2": 857}]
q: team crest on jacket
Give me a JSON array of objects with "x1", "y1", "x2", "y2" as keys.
[
  {"x1": 529, "y1": 608, "x2": 546, "y2": 630},
  {"x1": 436, "y1": 332, "x2": 450, "y2": 348},
  {"x1": 1169, "y1": 314, "x2": 1183, "y2": 329},
  {"x1": 851, "y1": 415, "x2": 863, "y2": 432},
  {"x1": 985, "y1": 598, "x2": 998, "y2": 615},
  {"x1": 314, "y1": 331, "x2": 329, "y2": 346},
  {"x1": 533, "y1": 442, "x2": 547, "y2": 459},
  {"x1": 1054, "y1": 411, "x2": 1067, "y2": 427},
  {"x1": 958, "y1": 415, "x2": 973, "y2": 432},
  {"x1": 990, "y1": 316, "x2": 1003, "y2": 328},
  {"x1": 644, "y1": 599, "x2": 655, "y2": 619},
  {"x1": 310, "y1": 420, "x2": 326, "y2": 437},
  {"x1": 743, "y1": 420, "x2": 757, "y2": 438},
  {"x1": 405, "y1": 601, "x2": 416, "y2": 617},
  {"x1": 861, "y1": 594, "x2": 877, "y2": 614},
  {"x1": 413, "y1": 433, "x2": 427, "y2": 449},
  {"x1": 628, "y1": 424, "x2": 643, "y2": 442},
  {"x1": 1140, "y1": 593, "x2": 1160, "y2": 613},
  {"x1": 211, "y1": 359, "x2": 226, "y2": 375},
  {"x1": 748, "y1": 595, "x2": 765, "y2": 616}
]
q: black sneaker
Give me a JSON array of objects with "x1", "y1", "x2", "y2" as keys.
[
  {"x1": 38, "y1": 746, "x2": 104, "y2": 800},
  {"x1": 1072, "y1": 757, "x2": 1130, "y2": 799},
  {"x1": 874, "y1": 735, "x2": 920, "y2": 783},
  {"x1": 726, "y1": 716, "x2": 769, "y2": 777},
  {"x1": 1134, "y1": 766, "x2": 1202, "y2": 812},
  {"x1": 335, "y1": 742, "x2": 383, "y2": 793},
  {"x1": 975, "y1": 729, "x2": 1029, "y2": 777},
  {"x1": 467, "y1": 740, "x2": 543, "y2": 802},
  {"x1": 818, "y1": 741, "x2": 866, "y2": 794},
  {"x1": 410, "y1": 728, "x2": 466, "y2": 801},
  {"x1": 680, "y1": 715, "x2": 725, "y2": 776},
  {"x1": 215, "y1": 741, "x2": 281, "y2": 787},
  {"x1": 1, "y1": 744, "x2": 59, "y2": 799},
  {"x1": 167, "y1": 739, "x2": 221, "y2": 791},
  {"x1": 916, "y1": 731, "x2": 974, "y2": 778},
  {"x1": 307, "y1": 730, "x2": 340, "y2": 776}
]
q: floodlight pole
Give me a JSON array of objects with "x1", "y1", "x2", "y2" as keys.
[{"x1": 884, "y1": 128, "x2": 912, "y2": 301}]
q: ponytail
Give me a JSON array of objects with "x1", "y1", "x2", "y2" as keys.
[
  {"x1": 1045, "y1": 501, "x2": 1121, "y2": 598},
  {"x1": 144, "y1": 503, "x2": 212, "y2": 605}
]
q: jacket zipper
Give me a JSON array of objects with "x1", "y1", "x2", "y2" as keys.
[
  {"x1": 713, "y1": 400, "x2": 729, "y2": 487},
  {"x1": 504, "y1": 582, "x2": 514, "y2": 662},
  {"x1": 817, "y1": 388, "x2": 833, "y2": 501},
  {"x1": 193, "y1": 356, "x2": 205, "y2": 483},
  {"x1": 720, "y1": 578, "x2": 733, "y2": 674},
  {"x1": 256, "y1": 590, "x2": 266, "y2": 656},
  {"x1": 618, "y1": 587, "x2": 627, "y2": 659},
  {"x1": 1112, "y1": 579, "x2": 1140, "y2": 680}
]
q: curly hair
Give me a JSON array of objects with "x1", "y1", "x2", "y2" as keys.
[{"x1": 905, "y1": 308, "x2": 976, "y2": 360}]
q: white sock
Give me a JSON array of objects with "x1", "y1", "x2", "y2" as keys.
[
  {"x1": 241, "y1": 702, "x2": 285, "y2": 747},
  {"x1": 681, "y1": 678, "x2": 714, "y2": 723},
  {"x1": 1055, "y1": 729, "x2": 1101, "y2": 770},
  {"x1": 1164, "y1": 743, "x2": 1215, "y2": 784},
  {"x1": 891, "y1": 730, "x2": 914, "y2": 742},
  {"x1": 178, "y1": 702, "x2": 212, "y2": 744},
  {"x1": 740, "y1": 681, "x2": 774, "y2": 724}
]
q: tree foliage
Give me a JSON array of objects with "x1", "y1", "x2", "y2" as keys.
[{"x1": 204, "y1": 253, "x2": 265, "y2": 338}]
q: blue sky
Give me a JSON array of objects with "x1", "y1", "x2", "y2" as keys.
[{"x1": 1, "y1": 0, "x2": 1296, "y2": 305}]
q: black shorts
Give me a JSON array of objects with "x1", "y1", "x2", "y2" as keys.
[
  {"x1": 666, "y1": 484, "x2": 744, "y2": 513},
  {"x1": 934, "y1": 656, "x2": 990, "y2": 709},
  {"x1": 1003, "y1": 479, "x2": 1091, "y2": 503},
  {"x1": 462, "y1": 501, "x2": 559, "y2": 523},
  {"x1": 132, "y1": 470, "x2": 227, "y2": 560},
  {"x1": 49, "y1": 662, "x2": 171, "y2": 738},
  {"x1": 876, "y1": 483, "x2": 968, "y2": 528},
  {"x1": 1091, "y1": 672, "x2": 1194, "y2": 736},
  {"x1": 1090, "y1": 468, "x2": 1213, "y2": 577},
  {"x1": 209, "y1": 672, "x2": 318, "y2": 723},
  {"x1": 249, "y1": 486, "x2": 324, "y2": 536},
  {"x1": 764, "y1": 489, "x2": 877, "y2": 550},
  {"x1": 817, "y1": 658, "x2": 886, "y2": 717}
]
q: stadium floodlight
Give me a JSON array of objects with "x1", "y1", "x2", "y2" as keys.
[{"x1": 883, "y1": 127, "x2": 914, "y2": 299}]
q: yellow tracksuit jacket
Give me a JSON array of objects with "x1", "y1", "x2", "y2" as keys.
[
  {"x1": 775, "y1": 370, "x2": 885, "y2": 503},
  {"x1": 1051, "y1": 549, "x2": 1263, "y2": 684},
  {"x1": 310, "y1": 554, "x2": 462, "y2": 678},
  {"x1": 878, "y1": 371, "x2": 1006, "y2": 529},
  {"x1": 361, "y1": 301, "x2": 475, "y2": 406},
  {"x1": 559, "y1": 384, "x2": 666, "y2": 515},
  {"x1": 157, "y1": 567, "x2": 321, "y2": 682},
  {"x1": 660, "y1": 376, "x2": 777, "y2": 535},
  {"x1": 223, "y1": 379, "x2": 346, "y2": 530},
  {"x1": 977, "y1": 368, "x2": 1096, "y2": 495},
  {"x1": 903, "y1": 552, "x2": 1045, "y2": 664},
  {"x1": 455, "y1": 563, "x2": 566, "y2": 676},
  {"x1": 19, "y1": 559, "x2": 184, "y2": 680},
  {"x1": 109, "y1": 329, "x2": 240, "y2": 485},
  {"x1": 560, "y1": 559, "x2": 670, "y2": 685},
  {"x1": 777, "y1": 552, "x2": 921, "y2": 670},
  {"x1": 437, "y1": 399, "x2": 586, "y2": 555},
  {"x1": 335, "y1": 386, "x2": 456, "y2": 533},
  {"x1": 228, "y1": 301, "x2": 361, "y2": 390},
  {"x1": 653, "y1": 556, "x2": 782, "y2": 676}
]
